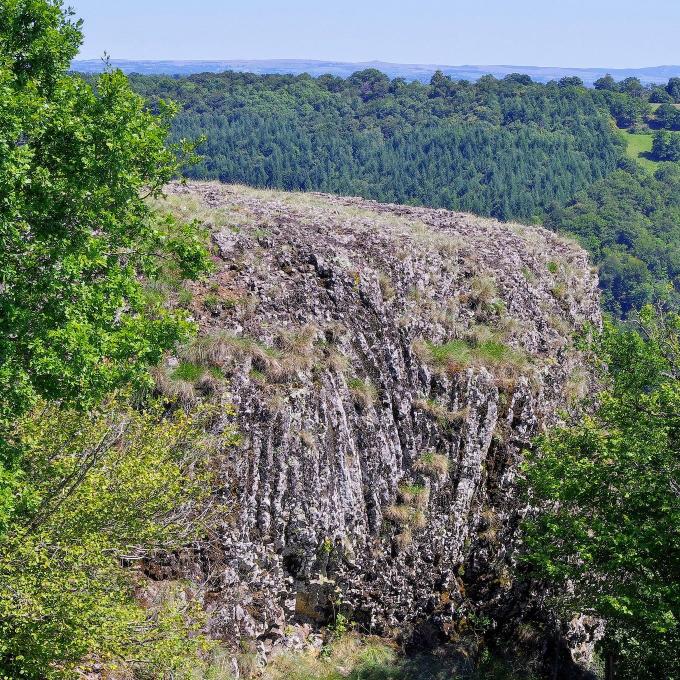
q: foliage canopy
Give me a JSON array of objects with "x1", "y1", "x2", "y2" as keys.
[
  {"x1": 0, "y1": 0, "x2": 210, "y2": 438},
  {"x1": 0, "y1": 2, "x2": 217, "y2": 676},
  {"x1": 523, "y1": 308, "x2": 680, "y2": 679}
]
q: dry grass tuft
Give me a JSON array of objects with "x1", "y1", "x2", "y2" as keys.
[
  {"x1": 298, "y1": 430, "x2": 316, "y2": 449},
  {"x1": 151, "y1": 366, "x2": 198, "y2": 409},
  {"x1": 414, "y1": 398, "x2": 467, "y2": 424},
  {"x1": 347, "y1": 377, "x2": 378, "y2": 407},
  {"x1": 394, "y1": 527, "x2": 413, "y2": 550},
  {"x1": 478, "y1": 508, "x2": 501, "y2": 545},
  {"x1": 196, "y1": 371, "x2": 223, "y2": 397},
  {"x1": 467, "y1": 324, "x2": 496, "y2": 346},
  {"x1": 326, "y1": 348, "x2": 350, "y2": 374},
  {"x1": 377, "y1": 272, "x2": 396, "y2": 301},
  {"x1": 552, "y1": 282, "x2": 568, "y2": 301},
  {"x1": 182, "y1": 334, "x2": 235, "y2": 366},
  {"x1": 413, "y1": 451, "x2": 450, "y2": 478},
  {"x1": 278, "y1": 323, "x2": 319, "y2": 356},
  {"x1": 470, "y1": 275, "x2": 498, "y2": 305},
  {"x1": 398, "y1": 483, "x2": 430, "y2": 509},
  {"x1": 383, "y1": 504, "x2": 414, "y2": 526},
  {"x1": 565, "y1": 366, "x2": 590, "y2": 403},
  {"x1": 261, "y1": 634, "x2": 398, "y2": 680},
  {"x1": 412, "y1": 509, "x2": 427, "y2": 529}
]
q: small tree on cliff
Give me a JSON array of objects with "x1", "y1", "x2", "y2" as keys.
[{"x1": 523, "y1": 307, "x2": 680, "y2": 679}]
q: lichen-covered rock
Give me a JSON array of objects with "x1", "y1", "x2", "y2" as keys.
[{"x1": 156, "y1": 182, "x2": 600, "y2": 667}]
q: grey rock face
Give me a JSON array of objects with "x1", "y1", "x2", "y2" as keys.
[{"x1": 160, "y1": 182, "x2": 600, "y2": 658}]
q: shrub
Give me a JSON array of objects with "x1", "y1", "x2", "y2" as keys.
[{"x1": 0, "y1": 398, "x2": 235, "y2": 679}]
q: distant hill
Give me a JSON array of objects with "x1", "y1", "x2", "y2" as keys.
[{"x1": 71, "y1": 58, "x2": 680, "y2": 85}]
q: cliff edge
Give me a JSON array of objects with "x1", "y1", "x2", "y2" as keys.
[{"x1": 151, "y1": 181, "x2": 601, "y2": 670}]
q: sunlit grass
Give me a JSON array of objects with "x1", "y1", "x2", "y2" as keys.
[{"x1": 621, "y1": 130, "x2": 659, "y2": 172}]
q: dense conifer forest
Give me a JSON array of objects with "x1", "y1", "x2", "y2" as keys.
[
  {"x1": 130, "y1": 70, "x2": 623, "y2": 221},
  {"x1": 129, "y1": 70, "x2": 680, "y2": 317}
]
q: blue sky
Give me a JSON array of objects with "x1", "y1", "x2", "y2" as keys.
[{"x1": 72, "y1": 0, "x2": 680, "y2": 68}]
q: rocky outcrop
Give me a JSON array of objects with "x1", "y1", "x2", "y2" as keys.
[{"x1": 155, "y1": 182, "x2": 600, "y2": 668}]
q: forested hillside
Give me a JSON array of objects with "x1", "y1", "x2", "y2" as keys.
[
  {"x1": 130, "y1": 71, "x2": 623, "y2": 222},
  {"x1": 546, "y1": 164, "x2": 680, "y2": 316},
  {"x1": 129, "y1": 70, "x2": 680, "y2": 317}
]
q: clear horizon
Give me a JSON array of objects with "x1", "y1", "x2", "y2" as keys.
[
  {"x1": 72, "y1": 57, "x2": 680, "y2": 70},
  {"x1": 71, "y1": 0, "x2": 680, "y2": 69}
]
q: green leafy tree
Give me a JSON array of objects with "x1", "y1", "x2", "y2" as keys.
[
  {"x1": 594, "y1": 74, "x2": 617, "y2": 91},
  {"x1": 652, "y1": 129, "x2": 680, "y2": 161},
  {"x1": 0, "y1": 2, "x2": 218, "y2": 676},
  {"x1": 558, "y1": 76, "x2": 584, "y2": 88},
  {"x1": 666, "y1": 77, "x2": 680, "y2": 103},
  {"x1": 649, "y1": 87, "x2": 673, "y2": 104},
  {"x1": 655, "y1": 103, "x2": 680, "y2": 130},
  {"x1": 607, "y1": 93, "x2": 647, "y2": 128},
  {"x1": 0, "y1": 0, "x2": 210, "y2": 436},
  {"x1": 0, "y1": 397, "x2": 236, "y2": 679},
  {"x1": 503, "y1": 72, "x2": 533, "y2": 85},
  {"x1": 523, "y1": 308, "x2": 680, "y2": 679},
  {"x1": 346, "y1": 68, "x2": 391, "y2": 101},
  {"x1": 618, "y1": 76, "x2": 646, "y2": 99},
  {"x1": 430, "y1": 69, "x2": 456, "y2": 97}
]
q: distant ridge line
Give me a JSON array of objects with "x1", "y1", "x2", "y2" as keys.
[{"x1": 71, "y1": 58, "x2": 680, "y2": 85}]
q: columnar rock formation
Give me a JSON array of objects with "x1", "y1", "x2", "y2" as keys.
[{"x1": 152, "y1": 182, "x2": 600, "y2": 667}]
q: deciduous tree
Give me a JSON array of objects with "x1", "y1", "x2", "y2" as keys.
[{"x1": 523, "y1": 309, "x2": 680, "y2": 679}]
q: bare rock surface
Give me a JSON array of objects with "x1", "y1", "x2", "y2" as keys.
[{"x1": 156, "y1": 181, "x2": 600, "y2": 665}]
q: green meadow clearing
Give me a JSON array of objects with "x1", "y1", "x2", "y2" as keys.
[{"x1": 622, "y1": 130, "x2": 659, "y2": 171}]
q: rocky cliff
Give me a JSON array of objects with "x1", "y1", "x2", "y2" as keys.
[{"x1": 151, "y1": 182, "x2": 600, "y2": 671}]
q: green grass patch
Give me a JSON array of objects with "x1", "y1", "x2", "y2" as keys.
[
  {"x1": 622, "y1": 130, "x2": 659, "y2": 172},
  {"x1": 424, "y1": 338, "x2": 528, "y2": 375},
  {"x1": 428, "y1": 340, "x2": 472, "y2": 366},
  {"x1": 414, "y1": 451, "x2": 450, "y2": 477},
  {"x1": 171, "y1": 362, "x2": 205, "y2": 382},
  {"x1": 347, "y1": 377, "x2": 378, "y2": 406},
  {"x1": 398, "y1": 483, "x2": 426, "y2": 496}
]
